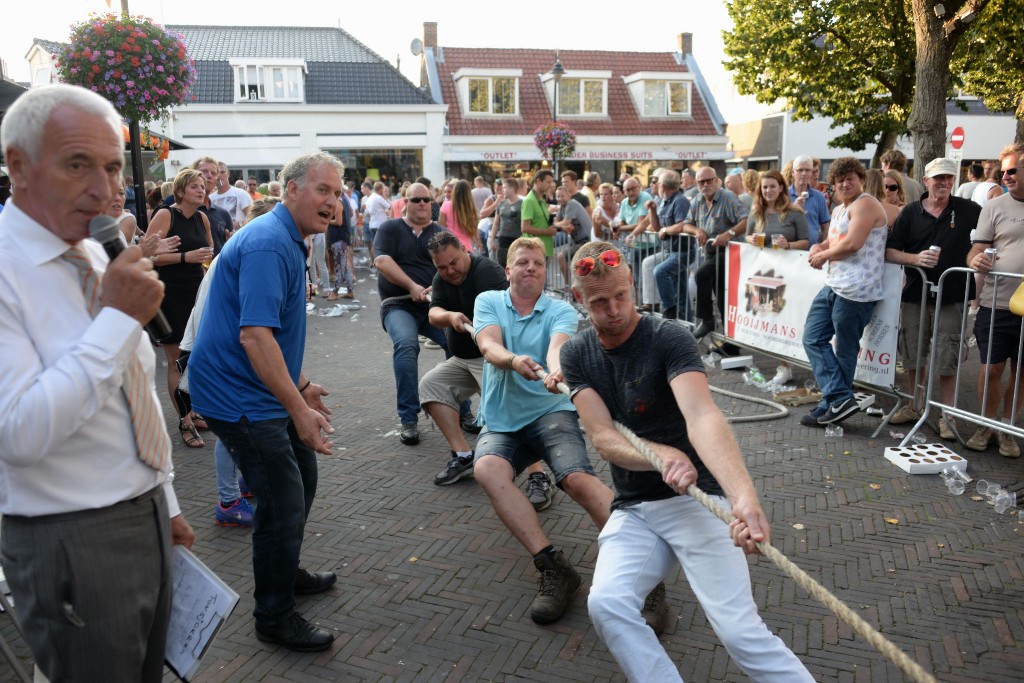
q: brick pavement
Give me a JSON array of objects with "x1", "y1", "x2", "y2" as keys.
[{"x1": 3, "y1": 265, "x2": 1023, "y2": 682}]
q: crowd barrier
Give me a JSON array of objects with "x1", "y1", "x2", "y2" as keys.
[{"x1": 899, "y1": 266, "x2": 1024, "y2": 448}]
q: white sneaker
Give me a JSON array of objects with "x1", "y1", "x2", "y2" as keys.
[{"x1": 772, "y1": 365, "x2": 793, "y2": 385}]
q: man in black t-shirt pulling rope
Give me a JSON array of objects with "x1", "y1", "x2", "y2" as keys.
[{"x1": 560, "y1": 241, "x2": 813, "y2": 683}]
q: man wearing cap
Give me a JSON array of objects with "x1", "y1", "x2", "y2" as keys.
[{"x1": 884, "y1": 158, "x2": 981, "y2": 440}]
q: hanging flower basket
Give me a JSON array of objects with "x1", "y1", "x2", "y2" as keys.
[
  {"x1": 55, "y1": 13, "x2": 196, "y2": 125},
  {"x1": 534, "y1": 121, "x2": 577, "y2": 160}
]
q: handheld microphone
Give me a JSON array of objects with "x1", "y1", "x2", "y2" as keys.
[{"x1": 88, "y1": 215, "x2": 173, "y2": 342}]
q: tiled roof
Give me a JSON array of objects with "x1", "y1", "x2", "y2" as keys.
[
  {"x1": 167, "y1": 25, "x2": 432, "y2": 106},
  {"x1": 436, "y1": 47, "x2": 720, "y2": 137},
  {"x1": 167, "y1": 25, "x2": 379, "y2": 62},
  {"x1": 32, "y1": 38, "x2": 66, "y2": 57}
]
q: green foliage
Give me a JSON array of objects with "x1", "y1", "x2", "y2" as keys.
[
  {"x1": 724, "y1": 0, "x2": 917, "y2": 151},
  {"x1": 952, "y1": 0, "x2": 1024, "y2": 117}
]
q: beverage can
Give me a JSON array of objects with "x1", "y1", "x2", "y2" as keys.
[
  {"x1": 985, "y1": 247, "x2": 998, "y2": 258},
  {"x1": 929, "y1": 245, "x2": 941, "y2": 253}
]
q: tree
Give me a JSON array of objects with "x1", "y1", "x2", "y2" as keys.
[
  {"x1": 723, "y1": 0, "x2": 917, "y2": 166},
  {"x1": 951, "y1": 0, "x2": 1024, "y2": 144},
  {"x1": 907, "y1": 0, "x2": 991, "y2": 176}
]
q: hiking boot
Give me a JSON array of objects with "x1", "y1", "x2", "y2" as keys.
[
  {"x1": 400, "y1": 423, "x2": 420, "y2": 445},
  {"x1": 460, "y1": 412, "x2": 482, "y2": 434},
  {"x1": 998, "y1": 431, "x2": 1020, "y2": 458},
  {"x1": 525, "y1": 472, "x2": 553, "y2": 511},
  {"x1": 642, "y1": 582, "x2": 669, "y2": 635},
  {"x1": 434, "y1": 452, "x2": 474, "y2": 486},
  {"x1": 214, "y1": 498, "x2": 254, "y2": 527},
  {"x1": 889, "y1": 405, "x2": 921, "y2": 425},
  {"x1": 938, "y1": 416, "x2": 957, "y2": 441},
  {"x1": 965, "y1": 426, "x2": 994, "y2": 451},
  {"x1": 529, "y1": 550, "x2": 581, "y2": 624}
]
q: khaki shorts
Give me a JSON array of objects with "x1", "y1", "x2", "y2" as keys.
[
  {"x1": 418, "y1": 355, "x2": 485, "y2": 411},
  {"x1": 898, "y1": 301, "x2": 966, "y2": 375}
]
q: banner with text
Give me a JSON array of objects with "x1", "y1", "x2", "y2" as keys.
[{"x1": 724, "y1": 242, "x2": 903, "y2": 389}]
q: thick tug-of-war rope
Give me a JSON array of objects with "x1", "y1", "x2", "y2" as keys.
[{"x1": 382, "y1": 293, "x2": 934, "y2": 682}]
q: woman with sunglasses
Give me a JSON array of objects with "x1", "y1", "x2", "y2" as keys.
[
  {"x1": 883, "y1": 169, "x2": 907, "y2": 209},
  {"x1": 865, "y1": 169, "x2": 902, "y2": 229}
]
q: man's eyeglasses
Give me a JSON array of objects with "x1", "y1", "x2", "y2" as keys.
[
  {"x1": 697, "y1": 178, "x2": 715, "y2": 185},
  {"x1": 408, "y1": 196, "x2": 431, "y2": 204},
  {"x1": 1003, "y1": 167, "x2": 1020, "y2": 177},
  {"x1": 885, "y1": 184, "x2": 899, "y2": 192},
  {"x1": 574, "y1": 249, "x2": 622, "y2": 277}
]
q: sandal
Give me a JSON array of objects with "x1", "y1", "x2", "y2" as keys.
[
  {"x1": 179, "y1": 418, "x2": 205, "y2": 448},
  {"x1": 190, "y1": 412, "x2": 208, "y2": 431}
]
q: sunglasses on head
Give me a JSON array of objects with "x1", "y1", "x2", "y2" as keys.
[
  {"x1": 574, "y1": 249, "x2": 622, "y2": 277},
  {"x1": 885, "y1": 184, "x2": 899, "y2": 191},
  {"x1": 408, "y1": 196, "x2": 431, "y2": 203}
]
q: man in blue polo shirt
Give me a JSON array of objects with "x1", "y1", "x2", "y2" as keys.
[
  {"x1": 189, "y1": 152, "x2": 342, "y2": 653},
  {"x1": 789, "y1": 155, "x2": 831, "y2": 245},
  {"x1": 472, "y1": 236, "x2": 614, "y2": 625}
]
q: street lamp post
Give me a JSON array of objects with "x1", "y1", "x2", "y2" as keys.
[{"x1": 550, "y1": 51, "x2": 564, "y2": 177}]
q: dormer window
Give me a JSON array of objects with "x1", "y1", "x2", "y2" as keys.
[
  {"x1": 624, "y1": 72, "x2": 694, "y2": 118},
  {"x1": 454, "y1": 68, "x2": 521, "y2": 116},
  {"x1": 542, "y1": 71, "x2": 610, "y2": 118},
  {"x1": 230, "y1": 59, "x2": 307, "y2": 103}
]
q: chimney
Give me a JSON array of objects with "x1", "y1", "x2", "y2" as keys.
[
  {"x1": 424, "y1": 22, "x2": 438, "y2": 49},
  {"x1": 678, "y1": 32, "x2": 693, "y2": 55}
]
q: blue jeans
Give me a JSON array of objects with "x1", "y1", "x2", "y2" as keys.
[
  {"x1": 802, "y1": 287, "x2": 877, "y2": 407},
  {"x1": 206, "y1": 416, "x2": 317, "y2": 625},
  {"x1": 474, "y1": 410, "x2": 595, "y2": 484},
  {"x1": 654, "y1": 247, "x2": 697, "y2": 318},
  {"x1": 383, "y1": 304, "x2": 449, "y2": 424},
  {"x1": 214, "y1": 439, "x2": 241, "y2": 504}
]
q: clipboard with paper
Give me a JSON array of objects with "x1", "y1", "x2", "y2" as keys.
[{"x1": 165, "y1": 545, "x2": 240, "y2": 681}]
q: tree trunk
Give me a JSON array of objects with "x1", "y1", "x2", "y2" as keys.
[
  {"x1": 872, "y1": 130, "x2": 899, "y2": 168},
  {"x1": 1017, "y1": 98, "x2": 1024, "y2": 144},
  {"x1": 907, "y1": 0, "x2": 954, "y2": 182}
]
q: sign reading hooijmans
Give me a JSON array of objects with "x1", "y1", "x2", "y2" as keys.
[{"x1": 724, "y1": 243, "x2": 903, "y2": 389}]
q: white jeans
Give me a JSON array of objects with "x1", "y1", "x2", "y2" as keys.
[
  {"x1": 641, "y1": 251, "x2": 666, "y2": 306},
  {"x1": 589, "y1": 495, "x2": 813, "y2": 683}
]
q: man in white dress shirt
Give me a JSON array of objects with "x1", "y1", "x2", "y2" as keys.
[{"x1": 0, "y1": 84, "x2": 194, "y2": 682}]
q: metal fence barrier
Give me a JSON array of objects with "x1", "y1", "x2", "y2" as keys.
[{"x1": 899, "y1": 266, "x2": 1024, "y2": 448}]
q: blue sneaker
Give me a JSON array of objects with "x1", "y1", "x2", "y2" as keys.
[
  {"x1": 800, "y1": 405, "x2": 828, "y2": 428},
  {"x1": 215, "y1": 498, "x2": 254, "y2": 527},
  {"x1": 238, "y1": 475, "x2": 253, "y2": 499}
]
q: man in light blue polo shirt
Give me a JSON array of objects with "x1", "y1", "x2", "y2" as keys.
[
  {"x1": 190, "y1": 152, "x2": 341, "y2": 653},
  {"x1": 789, "y1": 154, "x2": 831, "y2": 245},
  {"x1": 472, "y1": 236, "x2": 614, "y2": 626}
]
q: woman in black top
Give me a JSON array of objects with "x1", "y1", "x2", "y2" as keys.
[{"x1": 148, "y1": 168, "x2": 214, "y2": 448}]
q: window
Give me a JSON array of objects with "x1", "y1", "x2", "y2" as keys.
[
  {"x1": 558, "y1": 78, "x2": 606, "y2": 116},
  {"x1": 231, "y1": 60, "x2": 306, "y2": 103},
  {"x1": 643, "y1": 80, "x2": 691, "y2": 117},
  {"x1": 467, "y1": 76, "x2": 518, "y2": 115}
]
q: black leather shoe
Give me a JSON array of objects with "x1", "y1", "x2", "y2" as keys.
[
  {"x1": 460, "y1": 413, "x2": 482, "y2": 434},
  {"x1": 400, "y1": 423, "x2": 420, "y2": 445},
  {"x1": 692, "y1": 320, "x2": 714, "y2": 339},
  {"x1": 661, "y1": 306, "x2": 677, "y2": 320},
  {"x1": 256, "y1": 612, "x2": 335, "y2": 652},
  {"x1": 294, "y1": 568, "x2": 337, "y2": 595}
]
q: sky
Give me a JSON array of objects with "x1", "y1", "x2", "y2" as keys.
[{"x1": 0, "y1": 0, "x2": 761, "y2": 121}]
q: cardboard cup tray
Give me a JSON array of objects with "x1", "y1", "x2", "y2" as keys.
[{"x1": 884, "y1": 443, "x2": 967, "y2": 474}]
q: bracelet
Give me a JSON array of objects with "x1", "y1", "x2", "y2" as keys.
[
  {"x1": 508, "y1": 353, "x2": 517, "y2": 370},
  {"x1": 298, "y1": 380, "x2": 311, "y2": 393},
  {"x1": 180, "y1": 252, "x2": 186, "y2": 264}
]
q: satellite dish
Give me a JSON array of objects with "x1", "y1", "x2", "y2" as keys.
[{"x1": 410, "y1": 38, "x2": 423, "y2": 56}]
